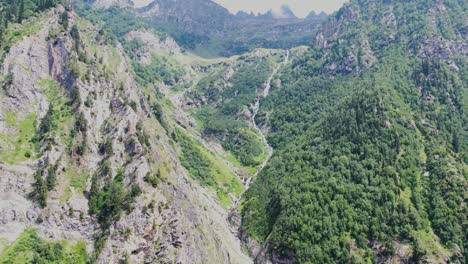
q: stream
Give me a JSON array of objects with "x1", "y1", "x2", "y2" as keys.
[{"x1": 229, "y1": 50, "x2": 289, "y2": 211}]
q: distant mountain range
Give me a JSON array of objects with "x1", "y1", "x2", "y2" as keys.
[
  {"x1": 89, "y1": 0, "x2": 327, "y2": 56},
  {"x1": 234, "y1": 6, "x2": 327, "y2": 20}
]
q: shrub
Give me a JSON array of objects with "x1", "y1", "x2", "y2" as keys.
[
  {"x1": 46, "y1": 164, "x2": 58, "y2": 191},
  {"x1": 144, "y1": 170, "x2": 161, "y2": 188}
]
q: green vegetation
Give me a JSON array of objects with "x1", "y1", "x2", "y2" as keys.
[
  {"x1": 0, "y1": 0, "x2": 464, "y2": 262},
  {"x1": 70, "y1": 24, "x2": 80, "y2": 53},
  {"x1": 192, "y1": 58, "x2": 274, "y2": 167},
  {"x1": 0, "y1": 0, "x2": 65, "y2": 62},
  {"x1": 30, "y1": 160, "x2": 60, "y2": 207},
  {"x1": 30, "y1": 167, "x2": 48, "y2": 207},
  {"x1": 28, "y1": 78, "x2": 83, "y2": 206},
  {"x1": 74, "y1": 3, "x2": 246, "y2": 207},
  {"x1": 59, "y1": 162, "x2": 89, "y2": 204},
  {"x1": 46, "y1": 164, "x2": 58, "y2": 191},
  {"x1": 38, "y1": 79, "x2": 74, "y2": 144},
  {"x1": 132, "y1": 54, "x2": 185, "y2": 86},
  {"x1": 244, "y1": 49, "x2": 466, "y2": 262},
  {"x1": 0, "y1": 228, "x2": 88, "y2": 264},
  {"x1": 88, "y1": 168, "x2": 141, "y2": 229},
  {"x1": 241, "y1": 0, "x2": 467, "y2": 262},
  {"x1": 76, "y1": 3, "x2": 186, "y2": 86},
  {"x1": 177, "y1": 129, "x2": 243, "y2": 207},
  {"x1": 144, "y1": 170, "x2": 161, "y2": 188},
  {"x1": 5, "y1": 112, "x2": 16, "y2": 126},
  {"x1": 179, "y1": 131, "x2": 215, "y2": 186},
  {"x1": 69, "y1": 170, "x2": 87, "y2": 191},
  {"x1": 60, "y1": 9, "x2": 69, "y2": 30},
  {"x1": 224, "y1": 153, "x2": 257, "y2": 176},
  {"x1": 0, "y1": 112, "x2": 36, "y2": 164},
  {"x1": 74, "y1": 3, "x2": 148, "y2": 43}
]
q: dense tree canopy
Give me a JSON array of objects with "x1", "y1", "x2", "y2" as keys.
[{"x1": 242, "y1": 0, "x2": 467, "y2": 262}]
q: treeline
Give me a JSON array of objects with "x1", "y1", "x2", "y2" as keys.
[
  {"x1": 0, "y1": 0, "x2": 64, "y2": 37},
  {"x1": 0, "y1": 0, "x2": 68, "y2": 61}
]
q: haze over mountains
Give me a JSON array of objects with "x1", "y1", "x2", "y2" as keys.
[
  {"x1": 214, "y1": 0, "x2": 345, "y2": 18},
  {"x1": 0, "y1": 0, "x2": 466, "y2": 263},
  {"x1": 90, "y1": 0, "x2": 327, "y2": 56}
]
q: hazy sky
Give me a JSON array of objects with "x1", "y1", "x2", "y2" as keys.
[{"x1": 213, "y1": 0, "x2": 348, "y2": 17}]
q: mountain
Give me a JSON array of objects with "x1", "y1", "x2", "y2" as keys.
[
  {"x1": 136, "y1": 0, "x2": 232, "y2": 37},
  {"x1": 0, "y1": 0, "x2": 466, "y2": 263},
  {"x1": 0, "y1": 2, "x2": 252, "y2": 263},
  {"x1": 268, "y1": 5, "x2": 297, "y2": 19},
  {"x1": 306, "y1": 10, "x2": 327, "y2": 20},
  {"x1": 87, "y1": 0, "x2": 327, "y2": 57},
  {"x1": 0, "y1": 1, "x2": 297, "y2": 263},
  {"x1": 235, "y1": 11, "x2": 257, "y2": 19},
  {"x1": 238, "y1": 0, "x2": 467, "y2": 263}
]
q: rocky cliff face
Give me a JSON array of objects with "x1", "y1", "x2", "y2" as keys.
[
  {"x1": 137, "y1": 0, "x2": 232, "y2": 35},
  {"x1": 0, "y1": 6, "x2": 251, "y2": 263},
  {"x1": 313, "y1": 0, "x2": 467, "y2": 75},
  {"x1": 124, "y1": 30, "x2": 181, "y2": 64}
]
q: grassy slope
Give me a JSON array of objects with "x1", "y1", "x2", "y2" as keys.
[
  {"x1": 0, "y1": 229, "x2": 88, "y2": 263},
  {"x1": 0, "y1": 112, "x2": 37, "y2": 164}
]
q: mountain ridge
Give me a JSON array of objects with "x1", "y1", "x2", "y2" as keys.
[{"x1": 88, "y1": 0, "x2": 327, "y2": 57}]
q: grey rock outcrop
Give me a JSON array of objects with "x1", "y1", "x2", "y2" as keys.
[{"x1": 0, "y1": 6, "x2": 251, "y2": 264}]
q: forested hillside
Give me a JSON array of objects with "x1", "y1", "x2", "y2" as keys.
[
  {"x1": 241, "y1": 0, "x2": 467, "y2": 263},
  {"x1": 0, "y1": 0, "x2": 465, "y2": 263},
  {"x1": 0, "y1": 0, "x2": 61, "y2": 21}
]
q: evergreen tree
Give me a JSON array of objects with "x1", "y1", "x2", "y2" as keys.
[
  {"x1": 17, "y1": 0, "x2": 24, "y2": 23},
  {"x1": 60, "y1": 10, "x2": 68, "y2": 30}
]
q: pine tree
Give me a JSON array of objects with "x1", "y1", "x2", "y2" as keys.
[
  {"x1": 46, "y1": 164, "x2": 58, "y2": 191},
  {"x1": 39, "y1": 102, "x2": 56, "y2": 137},
  {"x1": 452, "y1": 132, "x2": 460, "y2": 153},
  {"x1": 18, "y1": 0, "x2": 25, "y2": 23},
  {"x1": 31, "y1": 168, "x2": 48, "y2": 208},
  {"x1": 9, "y1": 1, "x2": 18, "y2": 22},
  {"x1": 60, "y1": 10, "x2": 69, "y2": 30},
  {"x1": 70, "y1": 24, "x2": 80, "y2": 52},
  {"x1": 63, "y1": 0, "x2": 72, "y2": 11},
  {"x1": 0, "y1": 14, "x2": 5, "y2": 40}
]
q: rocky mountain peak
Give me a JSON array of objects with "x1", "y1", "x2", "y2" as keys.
[
  {"x1": 306, "y1": 10, "x2": 327, "y2": 20},
  {"x1": 268, "y1": 5, "x2": 297, "y2": 19}
]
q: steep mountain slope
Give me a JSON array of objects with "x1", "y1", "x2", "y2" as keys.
[
  {"x1": 74, "y1": 2, "x2": 288, "y2": 204},
  {"x1": 183, "y1": 49, "x2": 286, "y2": 171},
  {"x1": 227, "y1": 14, "x2": 324, "y2": 57},
  {"x1": 0, "y1": 0, "x2": 466, "y2": 263},
  {"x1": 0, "y1": 4, "x2": 252, "y2": 263},
  {"x1": 239, "y1": 0, "x2": 467, "y2": 263}
]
